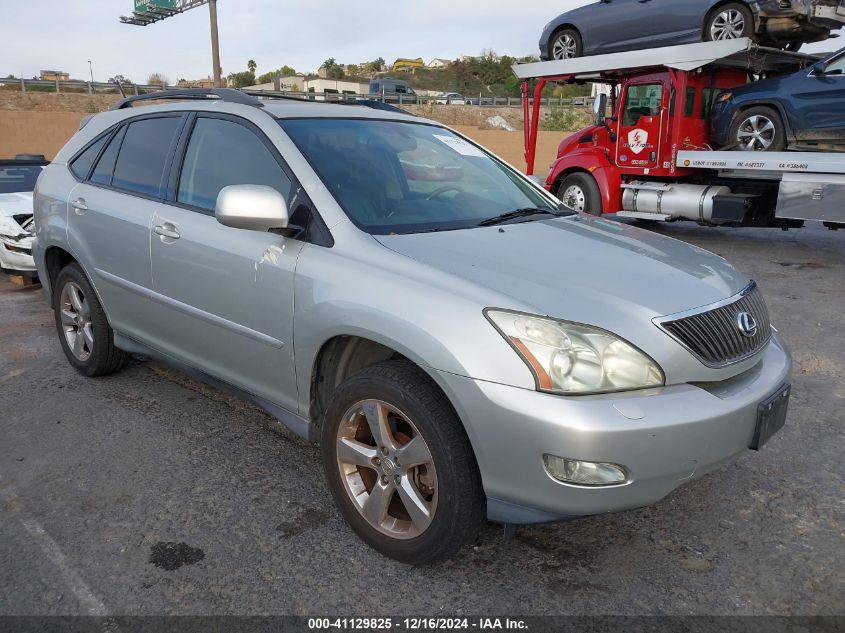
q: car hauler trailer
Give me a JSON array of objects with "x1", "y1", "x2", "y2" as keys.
[{"x1": 515, "y1": 38, "x2": 845, "y2": 230}]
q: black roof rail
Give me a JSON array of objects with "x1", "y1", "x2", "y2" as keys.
[
  {"x1": 241, "y1": 90, "x2": 414, "y2": 115},
  {"x1": 111, "y1": 88, "x2": 261, "y2": 110}
]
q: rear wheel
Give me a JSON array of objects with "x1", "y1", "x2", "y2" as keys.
[
  {"x1": 729, "y1": 106, "x2": 787, "y2": 151},
  {"x1": 53, "y1": 263, "x2": 129, "y2": 377},
  {"x1": 550, "y1": 29, "x2": 582, "y2": 60},
  {"x1": 556, "y1": 172, "x2": 603, "y2": 216},
  {"x1": 321, "y1": 361, "x2": 484, "y2": 564},
  {"x1": 705, "y1": 3, "x2": 754, "y2": 42}
]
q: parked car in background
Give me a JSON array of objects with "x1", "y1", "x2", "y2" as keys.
[
  {"x1": 435, "y1": 92, "x2": 470, "y2": 105},
  {"x1": 369, "y1": 77, "x2": 416, "y2": 102},
  {"x1": 711, "y1": 46, "x2": 845, "y2": 151},
  {"x1": 0, "y1": 154, "x2": 47, "y2": 277},
  {"x1": 540, "y1": 0, "x2": 845, "y2": 60},
  {"x1": 34, "y1": 89, "x2": 791, "y2": 564}
]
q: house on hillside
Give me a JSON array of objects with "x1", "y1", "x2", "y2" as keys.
[
  {"x1": 40, "y1": 70, "x2": 70, "y2": 81},
  {"x1": 428, "y1": 58, "x2": 452, "y2": 69},
  {"x1": 391, "y1": 58, "x2": 425, "y2": 72},
  {"x1": 178, "y1": 76, "x2": 216, "y2": 89}
]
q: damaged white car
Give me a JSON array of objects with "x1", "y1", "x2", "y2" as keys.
[{"x1": 0, "y1": 156, "x2": 46, "y2": 278}]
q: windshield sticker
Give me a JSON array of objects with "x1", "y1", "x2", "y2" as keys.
[{"x1": 433, "y1": 135, "x2": 485, "y2": 157}]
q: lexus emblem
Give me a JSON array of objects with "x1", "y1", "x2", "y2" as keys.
[{"x1": 736, "y1": 312, "x2": 758, "y2": 338}]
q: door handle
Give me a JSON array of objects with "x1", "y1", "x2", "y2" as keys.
[
  {"x1": 71, "y1": 198, "x2": 88, "y2": 214},
  {"x1": 153, "y1": 224, "x2": 180, "y2": 240}
]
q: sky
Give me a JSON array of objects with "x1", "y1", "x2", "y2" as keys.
[{"x1": 1, "y1": 0, "x2": 837, "y2": 83}]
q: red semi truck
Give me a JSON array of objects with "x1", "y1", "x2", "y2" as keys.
[{"x1": 516, "y1": 38, "x2": 845, "y2": 229}]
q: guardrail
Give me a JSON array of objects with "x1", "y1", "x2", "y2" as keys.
[{"x1": 0, "y1": 77, "x2": 591, "y2": 108}]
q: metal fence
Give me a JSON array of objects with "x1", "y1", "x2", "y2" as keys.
[{"x1": 0, "y1": 77, "x2": 591, "y2": 108}]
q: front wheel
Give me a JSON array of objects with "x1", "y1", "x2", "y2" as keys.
[
  {"x1": 556, "y1": 172, "x2": 603, "y2": 216},
  {"x1": 705, "y1": 3, "x2": 754, "y2": 42},
  {"x1": 550, "y1": 29, "x2": 582, "y2": 60},
  {"x1": 729, "y1": 106, "x2": 787, "y2": 151},
  {"x1": 321, "y1": 361, "x2": 484, "y2": 564}
]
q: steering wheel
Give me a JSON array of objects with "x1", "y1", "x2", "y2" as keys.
[{"x1": 426, "y1": 185, "x2": 464, "y2": 200}]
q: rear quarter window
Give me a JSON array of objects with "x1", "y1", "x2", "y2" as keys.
[{"x1": 70, "y1": 135, "x2": 108, "y2": 180}]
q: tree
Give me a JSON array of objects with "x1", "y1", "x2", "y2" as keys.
[
  {"x1": 146, "y1": 72, "x2": 169, "y2": 86},
  {"x1": 321, "y1": 58, "x2": 344, "y2": 80},
  {"x1": 109, "y1": 74, "x2": 133, "y2": 85},
  {"x1": 257, "y1": 64, "x2": 298, "y2": 85},
  {"x1": 227, "y1": 71, "x2": 255, "y2": 88},
  {"x1": 247, "y1": 59, "x2": 257, "y2": 74},
  {"x1": 346, "y1": 64, "x2": 360, "y2": 77}
]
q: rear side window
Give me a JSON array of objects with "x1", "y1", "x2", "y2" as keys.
[
  {"x1": 112, "y1": 117, "x2": 181, "y2": 197},
  {"x1": 177, "y1": 117, "x2": 292, "y2": 211},
  {"x1": 70, "y1": 135, "x2": 108, "y2": 180},
  {"x1": 90, "y1": 126, "x2": 126, "y2": 186}
]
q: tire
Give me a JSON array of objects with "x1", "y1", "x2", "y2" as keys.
[
  {"x1": 705, "y1": 3, "x2": 754, "y2": 42},
  {"x1": 782, "y1": 41, "x2": 803, "y2": 53},
  {"x1": 320, "y1": 360, "x2": 485, "y2": 564},
  {"x1": 729, "y1": 105, "x2": 787, "y2": 151},
  {"x1": 550, "y1": 28, "x2": 583, "y2": 60},
  {"x1": 53, "y1": 263, "x2": 129, "y2": 377},
  {"x1": 556, "y1": 172, "x2": 603, "y2": 216}
]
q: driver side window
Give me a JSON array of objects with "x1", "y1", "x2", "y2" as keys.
[
  {"x1": 177, "y1": 117, "x2": 292, "y2": 212},
  {"x1": 622, "y1": 84, "x2": 662, "y2": 126}
]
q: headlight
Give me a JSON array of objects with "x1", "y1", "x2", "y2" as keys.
[{"x1": 485, "y1": 310, "x2": 664, "y2": 395}]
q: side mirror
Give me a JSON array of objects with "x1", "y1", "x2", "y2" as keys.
[
  {"x1": 812, "y1": 61, "x2": 826, "y2": 76},
  {"x1": 593, "y1": 93, "x2": 608, "y2": 126},
  {"x1": 215, "y1": 184, "x2": 289, "y2": 232}
]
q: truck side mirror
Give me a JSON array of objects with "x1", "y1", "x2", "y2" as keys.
[{"x1": 593, "y1": 93, "x2": 608, "y2": 126}]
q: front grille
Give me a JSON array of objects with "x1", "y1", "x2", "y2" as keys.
[{"x1": 655, "y1": 283, "x2": 772, "y2": 368}]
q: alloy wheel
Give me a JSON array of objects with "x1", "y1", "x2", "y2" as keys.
[
  {"x1": 561, "y1": 184, "x2": 587, "y2": 212},
  {"x1": 736, "y1": 115, "x2": 776, "y2": 151},
  {"x1": 60, "y1": 281, "x2": 93, "y2": 361},
  {"x1": 336, "y1": 399, "x2": 437, "y2": 540},
  {"x1": 553, "y1": 34, "x2": 578, "y2": 60},
  {"x1": 711, "y1": 10, "x2": 746, "y2": 40}
]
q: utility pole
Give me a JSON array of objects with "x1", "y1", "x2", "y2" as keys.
[
  {"x1": 208, "y1": 0, "x2": 222, "y2": 87},
  {"x1": 88, "y1": 60, "x2": 94, "y2": 83}
]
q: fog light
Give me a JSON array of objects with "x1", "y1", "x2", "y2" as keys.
[{"x1": 543, "y1": 454, "x2": 629, "y2": 487}]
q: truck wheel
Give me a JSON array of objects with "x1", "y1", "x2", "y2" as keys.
[
  {"x1": 705, "y1": 4, "x2": 753, "y2": 41},
  {"x1": 729, "y1": 106, "x2": 787, "y2": 151},
  {"x1": 53, "y1": 263, "x2": 129, "y2": 377},
  {"x1": 321, "y1": 360, "x2": 485, "y2": 565},
  {"x1": 557, "y1": 173, "x2": 603, "y2": 216},
  {"x1": 551, "y1": 29, "x2": 582, "y2": 60}
]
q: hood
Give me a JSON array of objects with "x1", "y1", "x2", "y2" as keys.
[
  {"x1": 375, "y1": 215, "x2": 749, "y2": 326},
  {"x1": 0, "y1": 192, "x2": 34, "y2": 218}
]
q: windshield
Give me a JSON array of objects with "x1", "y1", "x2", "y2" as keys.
[
  {"x1": 279, "y1": 119, "x2": 558, "y2": 234},
  {"x1": 0, "y1": 164, "x2": 43, "y2": 194}
]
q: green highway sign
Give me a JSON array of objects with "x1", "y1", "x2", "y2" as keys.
[{"x1": 134, "y1": 0, "x2": 183, "y2": 11}]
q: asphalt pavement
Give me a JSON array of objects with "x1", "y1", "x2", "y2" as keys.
[{"x1": 1, "y1": 222, "x2": 843, "y2": 616}]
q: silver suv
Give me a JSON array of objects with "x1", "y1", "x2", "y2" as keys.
[{"x1": 33, "y1": 89, "x2": 791, "y2": 564}]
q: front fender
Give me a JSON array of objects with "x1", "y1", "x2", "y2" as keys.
[
  {"x1": 548, "y1": 151, "x2": 622, "y2": 214},
  {"x1": 292, "y1": 223, "x2": 538, "y2": 417}
]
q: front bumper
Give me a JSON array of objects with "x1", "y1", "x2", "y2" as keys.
[
  {"x1": 438, "y1": 334, "x2": 791, "y2": 524},
  {"x1": 0, "y1": 236, "x2": 36, "y2": 276}
]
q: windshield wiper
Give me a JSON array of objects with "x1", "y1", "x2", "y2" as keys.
[{"x1": 477, "y1": 207, "x2": 572, "y2": 227}]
